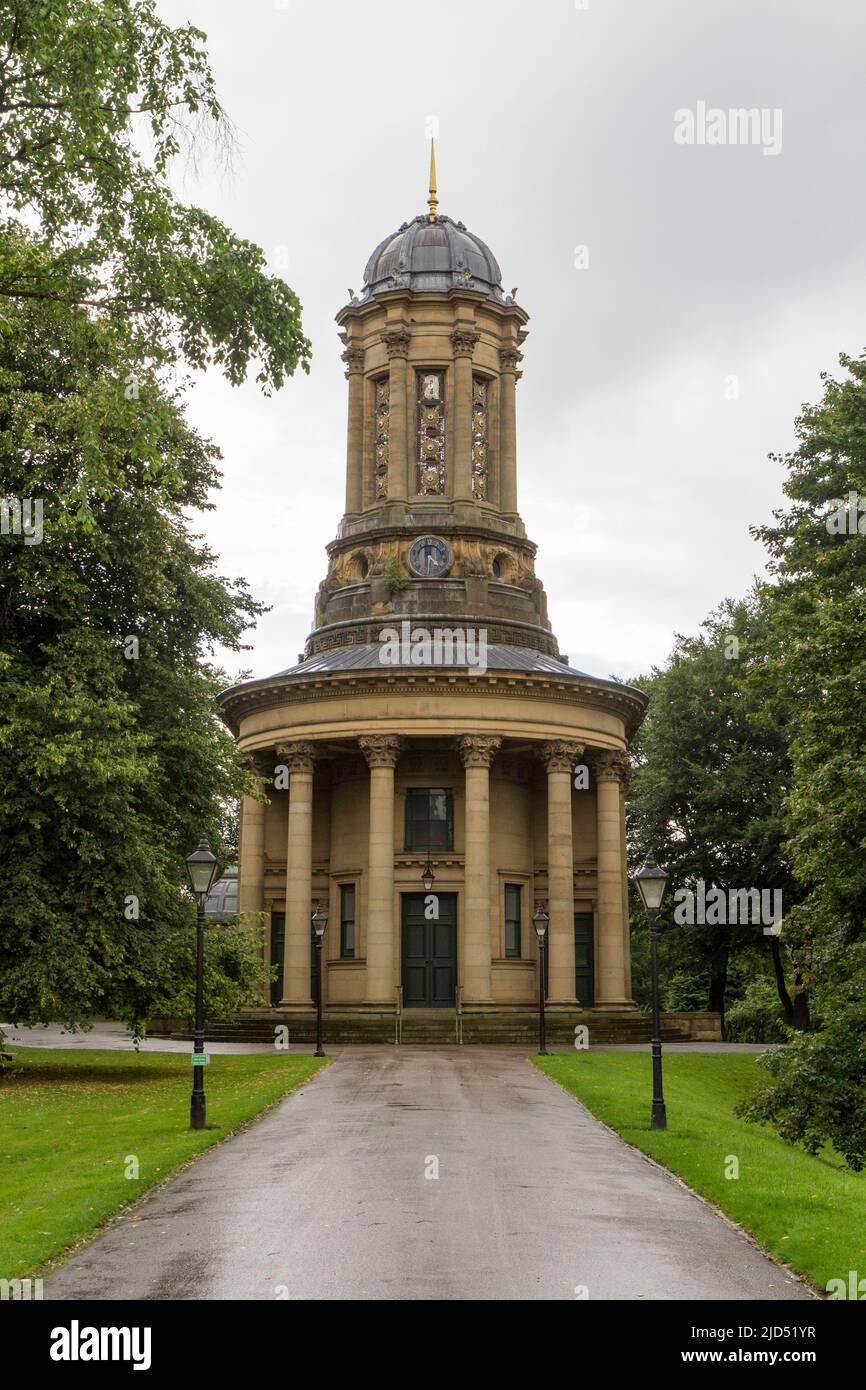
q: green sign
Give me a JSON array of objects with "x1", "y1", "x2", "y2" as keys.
[{"x1": 191, "y1": 1053, "x2": 210, "y2": 1066}]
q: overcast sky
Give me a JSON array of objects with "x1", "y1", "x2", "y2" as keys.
[{"x1": 158, "y1": 0, "x2": 866, "y2": 685}]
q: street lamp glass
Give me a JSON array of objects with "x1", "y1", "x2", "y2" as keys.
[
  {"x1": 532, "y1": 905, "x2": 549, "y2": 941},
  {"x1": 634, "y1": 853, "x2": 669, "y2": 914},
  {"x1": 421, "y1": 859, "x2": 435, "y2": 893},
  {"x1": 311, "y1": 903, "x2": 328, "y2": 938},
  {"x1": 186, "y1": 837, "x2": 219, "y2": 898}
]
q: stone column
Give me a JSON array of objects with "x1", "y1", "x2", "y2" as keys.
[
  {"x1": 620, "y1": 770, "x2": 633, "y2": 999},
  {"x1": 342, "y1": 345, "x2": 364, "y2": 515},
  {"x1": 358, "y1": 735, "x2": 404, "y2": 1004},
  {"x1": 276, "y1": 742, "x2": 316, "y2": 1006},
  {"x1": 457, "y1": 734, "x2": 502, "y2": 1003},
  {"x1": 594, "y1": 750, "x2": 631, "y2": 1007},
  {"x1": 539, "y1": 740, "x2": 584, "y2": 1004},
  {"x1": 498, "y1": 347, "x2": 522, "y2": 515},
  {"x1": 382, "y1": 329, "x2": 410, "y2": 502},
  {"x1": 238, "y1": 753, "x2": 268, "y2": 918},
  {"x1": 452, "y1": 328, "x2": 479, "y2": 501}
]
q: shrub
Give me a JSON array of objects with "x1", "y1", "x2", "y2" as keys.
[
  {"x1": 736, "y1": 1000, "x2": 866, "y2": 1170},
  {"x1": 725, "y1": 977, "x2": 789, "y2": 1043}
]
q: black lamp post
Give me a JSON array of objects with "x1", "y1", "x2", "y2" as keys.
[
  {"x1": 185, "y1": 837, "x2": 219, "y2": 1130},
  {"x1": 311, "y1": 903, "x2": 328, "y2": 1057},
  {"x1": 533, "y1": 905, "x2": 550, "y2": 1056},
  {"x1": 634, "y1": 852, "x2": 670, "y2": 1131}
]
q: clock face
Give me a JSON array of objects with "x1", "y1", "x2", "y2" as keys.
[{"x1": 407, "y1": 535, "x2": 452, "y2": 578}]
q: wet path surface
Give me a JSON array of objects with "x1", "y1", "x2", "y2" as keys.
[{"x1": 44, "y1": 1046, "x2": 811, "y2": 1301}]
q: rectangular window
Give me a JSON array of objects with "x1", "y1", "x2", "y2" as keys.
[
  {"x1": 504, "y1": 883, "x2": 522, "y2": 958},
  {"x1": 404, "y1": 788, "x2": 453, "y2": 852},
  {"x1": 340, "y1": 884, "x2": 356, "y2": 959}
]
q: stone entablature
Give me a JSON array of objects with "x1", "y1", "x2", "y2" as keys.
[{"x1": 219, "y1": 666, "x2": 646, "y2": 743}]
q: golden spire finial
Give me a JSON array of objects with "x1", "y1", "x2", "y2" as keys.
[{"x1": 427, "y1": 138, "x2": 438, "y2": 222}]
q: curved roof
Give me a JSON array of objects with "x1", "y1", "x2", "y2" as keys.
[
  {"x1": 218, "y1": 644, "x2": 647, "y2": 717},
  {"x1": 361, "y1": 214, "x2": 505, "y2": 302},
  {"x1": 271, "y1": 643, "x2": 582, "y2": 679}
]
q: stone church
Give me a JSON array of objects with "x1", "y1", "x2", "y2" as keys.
[{"x1": 216, "y1": 156, "x2": 664, "y2": 1043}]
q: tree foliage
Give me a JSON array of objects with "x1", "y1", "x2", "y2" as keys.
[
  {"x1": 0, "y1": 1, "x2": 303, "y2": 1028},
  {"x1": 627, "y1": 593, "x2": 801, "y2": 1026},
  {"x1": 0, "y1": 291, "x2": 269, "y2": 1028},
  {"x1": 0, "y1": 0, "x2": 311, "y2": 390}
]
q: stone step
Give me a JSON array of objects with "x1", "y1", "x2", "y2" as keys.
[{"x1": 153, "y1": 1009, "x2": 714, "y2": 1046}]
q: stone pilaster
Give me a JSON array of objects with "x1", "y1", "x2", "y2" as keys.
[
  {"x1": 498, "y1": 346, "x2": 523, "y2": 516},
  {"x1": 593, "y1": 750, "x2": 631, "y2": 1007},
  {"x1": 341, "y1": 345, "x2": 364, "y2": 514},
  {"x1": 382, "y1": 329, "x2": 410, "y2": 501},
  {"x1": 452, "y1": 327, "x2": 480, "y2": 502},
  {"x1": 457, "y1": 734, "x2": 501, "y2": 1003},
  {"x1": 358, "y1": 735, "x2": 404, "y2": 1004},
  {"x1": 538, "y1": 740, "x2": 584, "y2": 1004},
  {"x1": 276, "y1": 742, "x2": 317, "y2": 1006}
]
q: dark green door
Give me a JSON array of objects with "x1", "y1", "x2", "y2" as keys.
[
  {"x1": 270, "y1": 912, "x2": 285, "y2": 1006},
  {"x1": 574, "y1": 911, "x2": 594, "y2": 1005},
  {"x1": 401, "y1": 893, "x2": 456, "y2": 1008}
]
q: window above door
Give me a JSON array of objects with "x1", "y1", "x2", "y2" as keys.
[{"x1": 404, "y1": 787, "x2": 453, "y2": 852}]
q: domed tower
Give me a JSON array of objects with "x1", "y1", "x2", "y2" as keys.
[
  {"x1": 316, "y1": 146, "x2": 550, "y2": 658},
  {"x1": 218, "y1": 150, "x2": 647, "y2": 1041}
]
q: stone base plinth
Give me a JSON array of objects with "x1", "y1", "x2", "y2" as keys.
[{"x1": 150, "y1": 1008, "x2": 722, "y2": 1047}]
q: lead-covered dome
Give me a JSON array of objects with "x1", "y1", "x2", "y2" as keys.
[{"x1": 361, "y1": 214, "x2": 505, "y2": 302}]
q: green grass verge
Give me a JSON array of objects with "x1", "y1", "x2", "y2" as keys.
[
  {"x1": 533, "y1": 1051, "x2": 866, "y2": 1295},
  {"x1": 0, "y1": 1046, "x2": 327, "y2": 1279}
]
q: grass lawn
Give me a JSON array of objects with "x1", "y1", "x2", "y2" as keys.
[
  {"x1": 0, "y1": 1046, "x2": 327, "y2": 1280},
  {"x1": 534, "y1": 1051, "x2": 866, "y2": 1295}
]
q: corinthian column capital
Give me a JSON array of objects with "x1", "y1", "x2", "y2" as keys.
[
  {"x1": 499, "y1": 347, "x2": 524, "y2": 373},
  {"x1": 382, "y1": 328, "x2": 411, "y2": 359},
  {"x1": 451, "y1": 327, "x2": 480, "y2": 358},
  {"x1": 537, "y1": 740, "x2": 585, "y2": 775},
  {"x1": 457, "y1": 734, "x2": 502, "y2": 769},
  {"x1": 341, "y1": 345, "x2": 364, "y2": 376},
  {"x1": 593, "y1": 749, "x2": 630, "y2": 786},
  {"x1": 246, "y1": 750, "x2": 275, "y2": 779},
  {"x1": 275, "y1": 741, "x2": 317, "y2": 775},
  {"x1": 358, "y1": 734, "x2": 405, "y2": 769}
]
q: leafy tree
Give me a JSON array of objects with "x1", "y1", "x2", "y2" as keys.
[
  {"x1": 0, "y1": 290, "x2": 270, "y2": 1029},
  {"x1": 0, "y1": 0, "x2": 311, "y2": 394},
  {"x1": 730, "y1": 353, "x2": 866, "y2": 1159},
  {"x1": 753, "y1": 353, "x2": 866, "y2": 968},
  {"x1": 627, "y1": 593, "x2": 802, "y2": 1029},
  {"x1": 0, "y1": 2, "x2": 304, "y2": 1030},
  {"x1": 737, "y1": 946, "x2": 866, "y2": 1170}
]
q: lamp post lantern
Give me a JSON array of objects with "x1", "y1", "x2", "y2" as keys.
[
  {"x1": 421, "y1": 858, "x2": 435, "y2": 893},
  {"x1": 311, "y1": 903, "x2": 329, "y2": 1057},
  {"x1": 533, "y1": 905, "x2": 550, "y2": 1056},
  {"x1": 185, "y1": 837, "x2": 219, "y2": 1130},
  {"x1": 634, "y1": 852, "x2": 670, "y2": 1131}
]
